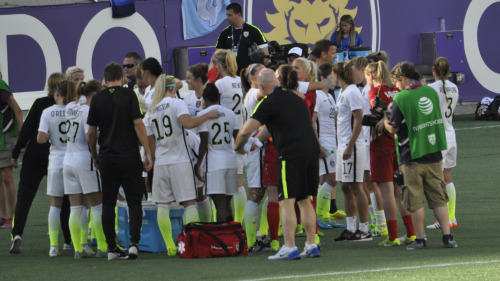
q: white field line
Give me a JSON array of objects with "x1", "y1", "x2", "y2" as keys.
[
  {"x1": 240, "y1": 260, "x2": 500, "y2": 281},
  {"x1": 455, "y1": 124, "x2": 500, "y2": 130}
]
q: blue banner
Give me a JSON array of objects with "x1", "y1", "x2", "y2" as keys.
[
  {"x1": 182, "y1": 0, "x2": 230, "y2": 40},
  {"x1": 111, "y1": 0, "x2": 135, "y2": 18}
]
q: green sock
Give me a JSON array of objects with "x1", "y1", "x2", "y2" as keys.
[
  {"x1": 80, "y1": 208, "x2": 89, "y2": 246},
  {"x1": 115, "y1": 205, "x2": 119, "y2": 233},
  {"x1": 48, "y1": 206, "x2": 61, "y2": 247},
  {"x1": 92, "y1": 205, "x2": 107, "y2": 252},
  {"x1": 258, "y1": 196, "x2": 269, "y2": 236},
  {"x1": 233, "y1": 186, "x2": 247, "y2": 223},
  {"x1": 69, "y1": 206, "x2": 83, "y2": 252},
  {"x1": 317, "y1": 183, "x2": 333, "y2": 219},
  {"x1": 157, "y1": 205, "x2": 176, "y2": 250},
  {"x1": 183, "y1": 205, "x2": 199, "y2": 224},
  {"x1": 244, "y1": 201, "x2": 259, "y2": 247},
  {"x1": 211, "y1": 199, "x2": 217, "y2": 222},
  {"x1": 446, "y1": 183, "x2": 456, "y2": 220}
]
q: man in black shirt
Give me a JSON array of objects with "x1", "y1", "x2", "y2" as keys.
[
  {"x1": 87, "y1": 62, "x2": 152, "y2": 260},
  {"x1": 234, "y1": 69, "x2": 320, "y2": 260},
  {"x1": 216, "y1": 3, "x2": 268, "y2": 74},
  {"x1": 123, "y1": 52, "x2": 143, "y2": 89}
]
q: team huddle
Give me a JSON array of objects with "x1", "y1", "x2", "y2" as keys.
[{"x1": 4, "y1": 3, "x2": 459, "y2": 261}]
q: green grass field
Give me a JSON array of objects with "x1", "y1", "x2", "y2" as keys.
[{"x1": 1, "y1": 114, "x2": 499, "y2": 281}]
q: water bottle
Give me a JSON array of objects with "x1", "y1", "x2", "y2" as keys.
[{"x1": 440, "y1": 17, "x2": 445, "y2": 32}]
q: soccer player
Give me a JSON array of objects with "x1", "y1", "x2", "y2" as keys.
[
  {"x1": 427, "y1": 57, "x2": 459, "y2": 230},
  {"x1": 333, "y1": 61, "x2": 371, "y2": 242},
  {"x1": 144, "y1": 75, "x2": 218, "y2": 256}
]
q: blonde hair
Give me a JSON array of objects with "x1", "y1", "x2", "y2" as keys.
[
  {"x1": 65, "y1": 66, "x2": 84, "y2": 81},
  {"x1": 294, "y1": 57, "x2": 317, "y2": 83},
  {"x1": 148, "y1": 74, "x2": 176, "y2": 113},
  {"x1": 212, "y1": 49, "x2": 238, "y2": 78},
  {"x1": 365, "y1": 61, "x2": 394, "y2": 88}
]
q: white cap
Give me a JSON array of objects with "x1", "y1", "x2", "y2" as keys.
[{"x1": 288, "y1": 47, "x2": 303, "y2": 57}]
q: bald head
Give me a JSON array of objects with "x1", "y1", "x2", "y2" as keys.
[{"x1": 258, "y1": 68, "x2": 279, "y2": 95}]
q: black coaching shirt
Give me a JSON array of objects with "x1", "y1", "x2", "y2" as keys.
[
  {"x1": 87, "y1": 86, "x2": 142, "y2": 162},
  {"x1": 216, "y1": 22, "x2": 268, "y2": 74},
  {"x1": 251, "y1": 87, "x2": 319, "y2": 160}
]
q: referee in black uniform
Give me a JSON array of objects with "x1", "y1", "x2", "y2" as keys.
[
  {"x1": 234, "y1": 69, "x2": 320, "y2": 260},
  {"x1": 216, "y1": 3, "x2": 268, "y2": 74}
]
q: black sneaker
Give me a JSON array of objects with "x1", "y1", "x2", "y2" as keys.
[
  {"x1": 107, "y1": 247, "x2": 127, "y2": 261},
  {"x1": 443, "y1": 235, "x2": 458, "y2": 248},
  {"x1": 334, "y1": 229, "x2": 353, "y2": 242},
  {"x1": 406, "y1": 240, "x2": 427, "y2": 250},
  {"x1": 124, "y1": 244, "x2": 139, "y2": 260},
  {"x1": 349, "y1": 230, "x2": 373, "y2": 242}
]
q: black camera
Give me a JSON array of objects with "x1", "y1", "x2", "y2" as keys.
[
  {"x1": 362, "y1": 97, "x2": 387, "y2": 126},
  {"x1": 394, "y1": 171, "x2": 404, "y2": 186},
  {"x1": 249, "y1": 41, "x2": 287, "y2": 68}
]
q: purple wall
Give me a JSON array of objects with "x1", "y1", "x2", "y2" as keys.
[{"x1": 1, "y1": 0, "x2": 499, "y2": 102}]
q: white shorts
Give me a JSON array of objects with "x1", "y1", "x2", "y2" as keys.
[
  {"x1": 205, "y1": 168, "x2": 238, "y2": 196},
  {"x1": 236, "y1": 153, "x2": 244, "y2": 174},
  {"x1": 365, "y1": 146, "x2": 371, "y2": 171},
  {"x1": 244, "y1": 149, "x2": 262, "y2": 188},
  {"x1": 47, "y1": 169, "x2": 64, "y2": 197},
  {"x1": 152, "y1": 162, "x2": 197, "y2": 204},
  {"x1": 442, "y1": 142, "x2": 457, "y2": 169},
  {"x1": 319, "y1": 146, "x2": 336, "y2": 176},
  {"x1": 63, "y1": 165, "x2": 101, "y2": 195},
  {"x1": 336, "y1": 146, "x2": 366, "y2": 183}
]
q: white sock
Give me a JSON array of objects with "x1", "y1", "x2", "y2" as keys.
[
  {"x1": 359, "y1": 222, "x2": 369, "y2": 233},
  {"x1": 370, "y1": 193, "x2": 379, "y2": 210},
  {"x1": 346, "y1": 216, "x2": 357, "y2": 232},
  {"x1": 183, "y1": 205, "x2": 199, "y2": 224},
  {"x1": 368, "y1": 204, "x2": 375, "y2": 224},
  {"x1": 80, "y1": 207, "x2": 89, "y2": 244},
  {"x1": 375, "y1": 210, "x2": 386, "y2": 229},
  {"x1": 196, "y1": 198, "x2": 212, "y2": 222}
]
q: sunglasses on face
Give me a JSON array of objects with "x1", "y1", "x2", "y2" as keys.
[{"x1": 123, "y1": 64, "x2": 135, "y2": 69}]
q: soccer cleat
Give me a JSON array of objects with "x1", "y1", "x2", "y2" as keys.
[
  {"x1": 268, "y1": 246, "x2": 300, "y2": 261},
  {"x1": 108, "y1": 248, "x2": 127, "y2": 261},
  {"x1": 74, "y1": 251, "x2": 84, "y2": 259},
  {"x1": 333, "y1": 229, "x2": 352, "y2": 242},
  {"x1": 49, "y1": 246, "x2": 60, "y2": 257},
  {"x1": 10, "y1": 235, "x2": 22, "y2": 254},
  {"x1": 96, "y1": 249, "x2": 107, "y2": 258},
  {"x1": 167, "y1": 247, "x2": 178, "y2": 256},
  {"x1": 375, "y1": 226, "x2": 388, "y2": 237},
  {"x1": 426, "y1": 220, "x2": 440, "y2": 229},
  {"x1": 451, "y1": 219, "x2": 458, "y2": 228},
  {"x1": 299, "y1": 244, "x2": 320, "y2": 258},
  {"x1": 82, "y1": 244, "x2": 95, "y2": 257},
  {"x1": 295, "y1": 224, "x2": 305, "y2": 237},
  {"x1": 378, "y1": 237, "x2": 401, "y2": 247},
  {"x1": 318, "y1": 218, "x2": 333, "y2": 229},
  {"x1": 406, "y1": 240, "x2": 426, "y2": 250},
  {"x1": 349, "y1": 230, "x2": 373, "y2": 242},
  {"x1": 317, "y1": 230, "x2": 325, "y2": 237},
  {"x1": 328, "y1": 219, "x2": 346, "y2": 228},
  {"x1": 1, "y1": 218, "x2": 12, "y2": 229},
  {"x1": 330, "y1": 210, "x2": 346, "y2": 220},
  {"x1": 270, "y1": 240, "x2": 279, "y2": 252},
  {"x1": 315, "y1": 234, "x2": 321, "y2": 246},
  {"x1": 124, "y1": 244, "x2": 139, "y2": 260},
  {"x1": 399, "y1": 235, "x2": 417, "y2": 246},
  {"x1": 443, "y1": 235, "x2": 458, "y2": 248},
  {"x1": 63, "y1": 243, "x2": 74, "y2": 251}
]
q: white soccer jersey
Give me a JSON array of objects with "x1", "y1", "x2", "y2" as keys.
[
  {"x1": 144, "y1": 97, "x2": 191, "y2": 166},
  {"x1": 429, "y1": 80, "x2": 459, "y2": 142},
  {"x1": 361, "y1": 84, "x2": 371, "y2": 146},
  {"x1": 244, "y1": 88, "x2": 261, "y2": 121},
  {"x1": 314, "y1": 90, "x2": 337, "y2": 148},
  {"x1": 298, "y1": 81, "x2": 310, "y2": 95},
  {"x1": 63, "y1": 102, "x2": 92, "y2": 170},
  {"x1": 336, "y1": 84, "x2": 366, "y2": 147},
  {"x1": 198, "y1": 105, "x2": 240, "y2": 172},
  {"x1": 38, "y1": 104, "x2": 67, "y2": 170},
  {"x1": 215, "y1": 76, "x2": 244, "y2": 126},
  {"x1": 183, "y1": 91, "x2": 204, "y2": 117},
  {"x1": 144, "y1": 85, "x2": 154, "y2": 110}
]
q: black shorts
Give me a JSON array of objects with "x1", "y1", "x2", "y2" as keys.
[{"x1": 277, "y1": 153, "x2": 319, "y2": 201}]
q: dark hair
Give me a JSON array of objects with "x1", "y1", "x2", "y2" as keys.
[
  {"x1": 188, "y1": 63, "x2": 209, "y2": 84},
  {"x1": 240, "y1": 63, "x2": 264, "y2": 94},
  {"x1": 56, "y1": 80, "x2": 77, "y2": 105},
  {"x1": 76, "y1": 79, "x2": 103, "y2": 98},
  {"x1": 333, "y1": 61, "x2": 355, "y2": 84},
  {"x1": 335, "y1": 15, "x2": 356, "y2": 47},
  {"x1": 366, "y1": 51, "x2": 388, "y2": 63},
  {"x1": 391, "y1": 61, "x2": 421, "y2": 81},
  {"x1": 277, "y1": 64, "x2": 298, "y2": 90},
  {"x1": 141, "y1": 57, "x2": 163, "y2": 78},
  {"x1": 351, "y1": 56, "x2": 369, "y2": 69},
  {"x1": 203, "y1": 83, "x2": 221, "y2": 104},
  {"x1": 103, "y1": 62, "x2": 124, "y2": 82},
  {"x1": 125, "y1": 52, "x2": 143, "y2": 65},
  {"x1": 227, "y1": 3, "x2": 242, "y2": 15},
  {"x1": 47, "y1": 72, "x2": 65, "y2": 99},
  {"x1": 433, "y1": 57, "x2": 450, "y2": 95},
  {"x1": 318, "y1": 63, "x2": 334, "y2": 79},
  {"x1": 311, "y1": 39, "x2": 336, "y2": 58}
]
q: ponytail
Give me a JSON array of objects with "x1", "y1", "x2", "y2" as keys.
[
  {"x1": 333, "y1": 61, "x2": 355, "y2": 85},
  {"x1": 433, "y1": 57, "x2": 450, "y2": 96},
  {"x1": 212, "y1": 49, "x2": 238, "y2": 78},
  {"x1": 277, "y1": 64, "x2": 298, "y2": 90},
  {"x1": 365, "y1": 61, "x2": 394, "y2": 88},
  {"x1": 76, "y1": 79, "x2": 103, "y2": 98},
  {"x1": 56, "y1": 80, "x2": 77, "y2": 105},
  {"x1": 149, "y1": 74, "x2": 176, "y2": 113}
]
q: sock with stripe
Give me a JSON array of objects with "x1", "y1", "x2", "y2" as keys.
[
  {"x1": 69, "y1": 206, "x2": 83, "y2": 252},
  {"x1": 446, "y1": 182, "x2": 456, "y2": 221},
  {"x1": 196, "y1": 198, "x2": 212, "y2": 223},
  {"x1": 48, "y1": 206, "x2": 61, "y2": 247},
  {"x1": 91, "y1": 204, "x2": 107, "y2": 252},
  {"x1": 375, "y1": 210, "x2": 387, "y2": 230},
  {"x1": 80, "y1": 207, "x2": 89, "y2": 246},
  {"x1": 258, "y1": 196, "x2": 269, "y2": 236},
  {"x1": 183, "y1": 205, "x2": 199, "y2": 224},
  {"x1": 244, "y1": 201, "x2": 259, "y2": 247},
  {"x1": 233, "y1": 186, "x2": 247, "y2": 223},
  {"x1": 267, "y1": 202, "x2": 280, "y2": 241},
  {"x1": 402, "y1": 215, "x2": 416, "y2": 237},
  {"x1": 368, "y1": 204, "x2": 376, "y2": 225},
  {"x1": 317, "y1": 182, "x2": 333, "y2": 219},
  {"x1": 157, "y1": 205, "x2": 176, "y2": 250}
]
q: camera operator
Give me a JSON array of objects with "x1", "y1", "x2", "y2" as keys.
[
  {"x1": 384, "y1": 62, "x2": 457, "y2": 250},
  {"x1": 216, "y1": 3, "x2": 268, "y2": 74}
]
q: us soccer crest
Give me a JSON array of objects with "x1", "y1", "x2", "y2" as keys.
[{"x1": 243, "y1": 31, "x2": 249, "y2": 37}]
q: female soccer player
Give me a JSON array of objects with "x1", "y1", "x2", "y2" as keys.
[
  {"x1": 63, "y1": 80, "x2": 107, "y2": 259},
  {"x1": 144, "y1": 75, "x2": 218, "y2": 256},
  {"x1": 332, "y1": 61, "x2": 371, "y2": 242},
  {"x1": 427, "y1": 57, "x2": 459, "y2": 230}
]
